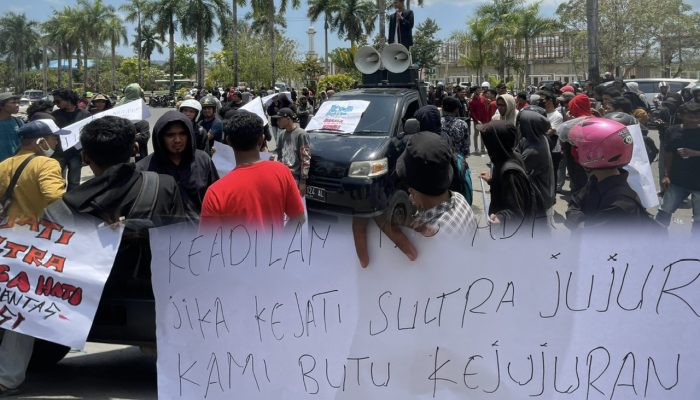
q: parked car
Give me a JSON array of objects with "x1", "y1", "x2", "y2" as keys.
[
  {"x1": 17, "y1": 97, "x2": 30, "y2": 115},
  {"x1": 602, "y1": 78, "x2": 697, "y2": 109},
  {"x1": 305, "y1": 87, "x2": 425, "y2": 223},
  {"x1": 23, "y1": 89, "x2": 45, "y2": 104}
]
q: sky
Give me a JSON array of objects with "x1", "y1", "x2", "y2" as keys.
[{"x1": 2, "y1": 0, "x2": 700, "y2": 61}]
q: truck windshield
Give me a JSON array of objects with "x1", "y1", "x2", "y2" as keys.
[{"x1": 316, "y1": 96, "x2": 397, "y2": 136}]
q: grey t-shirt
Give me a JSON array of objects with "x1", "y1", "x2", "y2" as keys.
[{"x1": 275, "y1": 126, "x2": 310, "y2": 182}]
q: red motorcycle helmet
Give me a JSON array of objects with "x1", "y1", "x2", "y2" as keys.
[{"x1": 560, "y1": 117, "x2": 634, "y2": 169}]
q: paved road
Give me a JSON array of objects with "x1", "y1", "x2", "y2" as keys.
[{"x1": 20, "y1": 344, "x2": 157, "y2": 399}]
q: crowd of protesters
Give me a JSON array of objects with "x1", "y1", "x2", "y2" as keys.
[
  {"x1": 424, "y1": 77, "x2": 699, "y2": 236},
  {"x1": 0, "y1": 73, "x2": 698, "y2": 394}
]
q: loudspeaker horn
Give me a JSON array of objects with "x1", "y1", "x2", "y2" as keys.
[
  {"x1": 354, "y1": 46, "x2": 382, "y2": 74},
  {"x1": 381, "y1": 44, "x2": 411, "y2": 74}
]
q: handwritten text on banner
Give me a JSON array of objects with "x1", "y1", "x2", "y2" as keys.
[
  {"x1": 0, "y1": 217, "x2": 122, "y2": 348},
  {"x1": 150, "y1": 224, "x2": 700, "y2": 399}
]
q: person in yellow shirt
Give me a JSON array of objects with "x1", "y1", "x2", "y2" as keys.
[
  {"x1": 0, "y1": 119, "x2": 68, "y2": 222},
  {"x1": 0, "y1": 119, "x2": 68, "y2": 397}
]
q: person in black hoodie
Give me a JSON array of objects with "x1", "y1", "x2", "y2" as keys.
[
  {"x1": 516, "y1": 107, "x2": 556, "y2": 222},
  {"x1": 137, "y1": 110, "x2": 219, "y2": 220},
  {"x1": 478, "y1": 121, "x2": 536, "y2": 234}
]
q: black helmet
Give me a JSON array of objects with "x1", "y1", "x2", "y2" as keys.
[
  {"x1": 199, "y1": 95, "x2": 217, "y2": 108},
  {"x1": 605, "y1": 111, "x2": 637, "y2": 126}
]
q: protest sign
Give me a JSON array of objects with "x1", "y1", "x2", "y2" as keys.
[
  {"x1": 305, "y1": 100, "x2": 370, "y2": 134},
  {"x1": 623, "y1": 124, "x2": 658, "y2": 208},
  {"x1": 151, "y1": 222, "x2": 700, "y2": 400},
  {"x1": 211, "y1": 142, "x2": 273, "y2": 177},
  {"x1": 240, "y1": 97, "x2": 269, "y2": 126},
  {"x1": 0, "y1": 217, "x2": 122, "y2": 348},
  {"x1": 59, "y1": 100, "x2": 149, "y2": 150}
]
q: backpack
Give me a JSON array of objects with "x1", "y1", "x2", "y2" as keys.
[
  {"x1": 502, "y1": 159, "x2": 542, "y2": 216},
  {"x1": 450, "y1": 153, "x2": 473, "y2": 205},
  {"x1": 48, "y1": 171, "x2": 160, "y2": 281}
]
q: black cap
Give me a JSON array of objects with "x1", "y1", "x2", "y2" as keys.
[
  {"x1": 272, "y1": 107, "x2": 297, "y2": 121},
  {"x1": 397, "y1": 132, "x2": 454, "y2": 196},
  {"x1": 19, "y1": 119, "x2": 71, "y2": 139}
]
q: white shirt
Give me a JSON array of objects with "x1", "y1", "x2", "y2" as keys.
[{"x1": 547, "y1": 110, "x2": 564, "y2": 153}]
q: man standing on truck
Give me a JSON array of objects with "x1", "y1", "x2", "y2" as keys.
[{"x1": 388, "y1": 0, "x2": 414, "y2": 49}]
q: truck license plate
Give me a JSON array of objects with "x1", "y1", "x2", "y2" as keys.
[{"x1": 306, "y1": 185, "x2": 326, "y2": 202}]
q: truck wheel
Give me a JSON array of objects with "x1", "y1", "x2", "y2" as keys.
[
  {"x1": 388, "y1": 190, "x2": 413, "y2": 226},
  {"x1": 29, "y1": 339, "x2": 70, "y2": 369}
]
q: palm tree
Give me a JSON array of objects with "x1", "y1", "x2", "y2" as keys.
[
  {"x1": 459, "y1": 18, "x2": 492, "y2": 83},
  {"x1": 247, "y1": 10, "x2": 287, "y2": 35},
  {"x1": 405, "y1": 0, "x2": 423, "y2": 10},
  {"x1": 231, "y1": 0, "x2": 247, "y2": 87},
  {"x1": 105, "y1": 15, "x2": 127, "y2": 92},
  {"x1": 376, "y1": 0, "x2": 386, "y2": 46},
  {"x1": 180, "y1": 0, "x2": 230, "y2": 88},
  {"x1": 146, "y1": 0, "x2": 183, "y2": 94},
  {"x1": 476, "y1": 0, "x2": 523, "y2": 80},
  {"x1": 139, "y1": 25, "x2": 164, "y2": 69},
  {"x1": 515, "y1": 2, "x2": 558, "y2": 85},
  {"x1": 252, "y1": 0, "x2": 300, "y2": 88},
  {"x1": 0, "y1": 12, "x2": 40, "y2": 92},
  {"x1": 330, "y1": 0, "x2": 376, "y2": 46},
  {"x1": 76, "y1": 0, "x2": 116, "y2": 91},
  {"x1": 121, "y1": 0, "x2": 149, "y2": 86},
  {"x1": 43, "y1": 15, "x2": 64, "y2": 87},
  {"x1": 58, "y1": 7, "x2": 84, "y2": 89},
  {"x1": 308, "y1": 0, "x2": 339, "y2": 74}
]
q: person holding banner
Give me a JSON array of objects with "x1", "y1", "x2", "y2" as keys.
[
  {"x1": 51, "y1": 89, "x2": 91, "y2": 191},
  {"x1": 397, "y1": 131, "x2": 477, "y2": 237},
  {"x1": 0, "y1": 119, "x2": 70, "y2": 397}
]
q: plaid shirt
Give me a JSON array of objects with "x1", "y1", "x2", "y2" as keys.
[{"x1": 412, "y1": 191, "x2": 477, "y2": 237}]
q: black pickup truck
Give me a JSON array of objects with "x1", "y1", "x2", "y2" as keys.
[{"x1": 305, "y1": 87, "x2": 425, "y2": 223}]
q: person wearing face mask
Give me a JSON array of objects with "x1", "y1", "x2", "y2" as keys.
[
  {"x1": 0, "y1": 119, "x2": 69, "y2": 397},
  {"x1": 0, "y1": 119, "x2": 68, "y2": 223}
]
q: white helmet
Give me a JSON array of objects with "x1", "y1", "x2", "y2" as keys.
[
  {"x1": 179, "y1": 99, "x2": 202, "y2": 115},
  {"x1": 481, "y1": 81, "x2": 490, "y2": 88}
]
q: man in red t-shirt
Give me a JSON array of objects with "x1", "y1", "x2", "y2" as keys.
[{"x1": 200, "y1": 110, "x2": 305, "y2": 231}]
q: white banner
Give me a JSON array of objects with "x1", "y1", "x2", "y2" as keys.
[
  {"x1": 151, "y1": 223, "x2": 700, "y2": 400},
  {"x1": 623, "y1": 124, "x2": 659, "y2": 208},
  {"x1": 305, "y1": 100, "x2": 370, "y2": 134},
  {"x1": 240, "y1": 97, "x2": 269, "y2": 126},
  {"x1": 0, "y1": 216, "x2": 122, "y2": 348},
  {"x1": 211, "y1": 142, "x2": 272, "y2": 177},
  {"x1": 60, "y1": 100, "x2": 150, "y2": 150}
]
